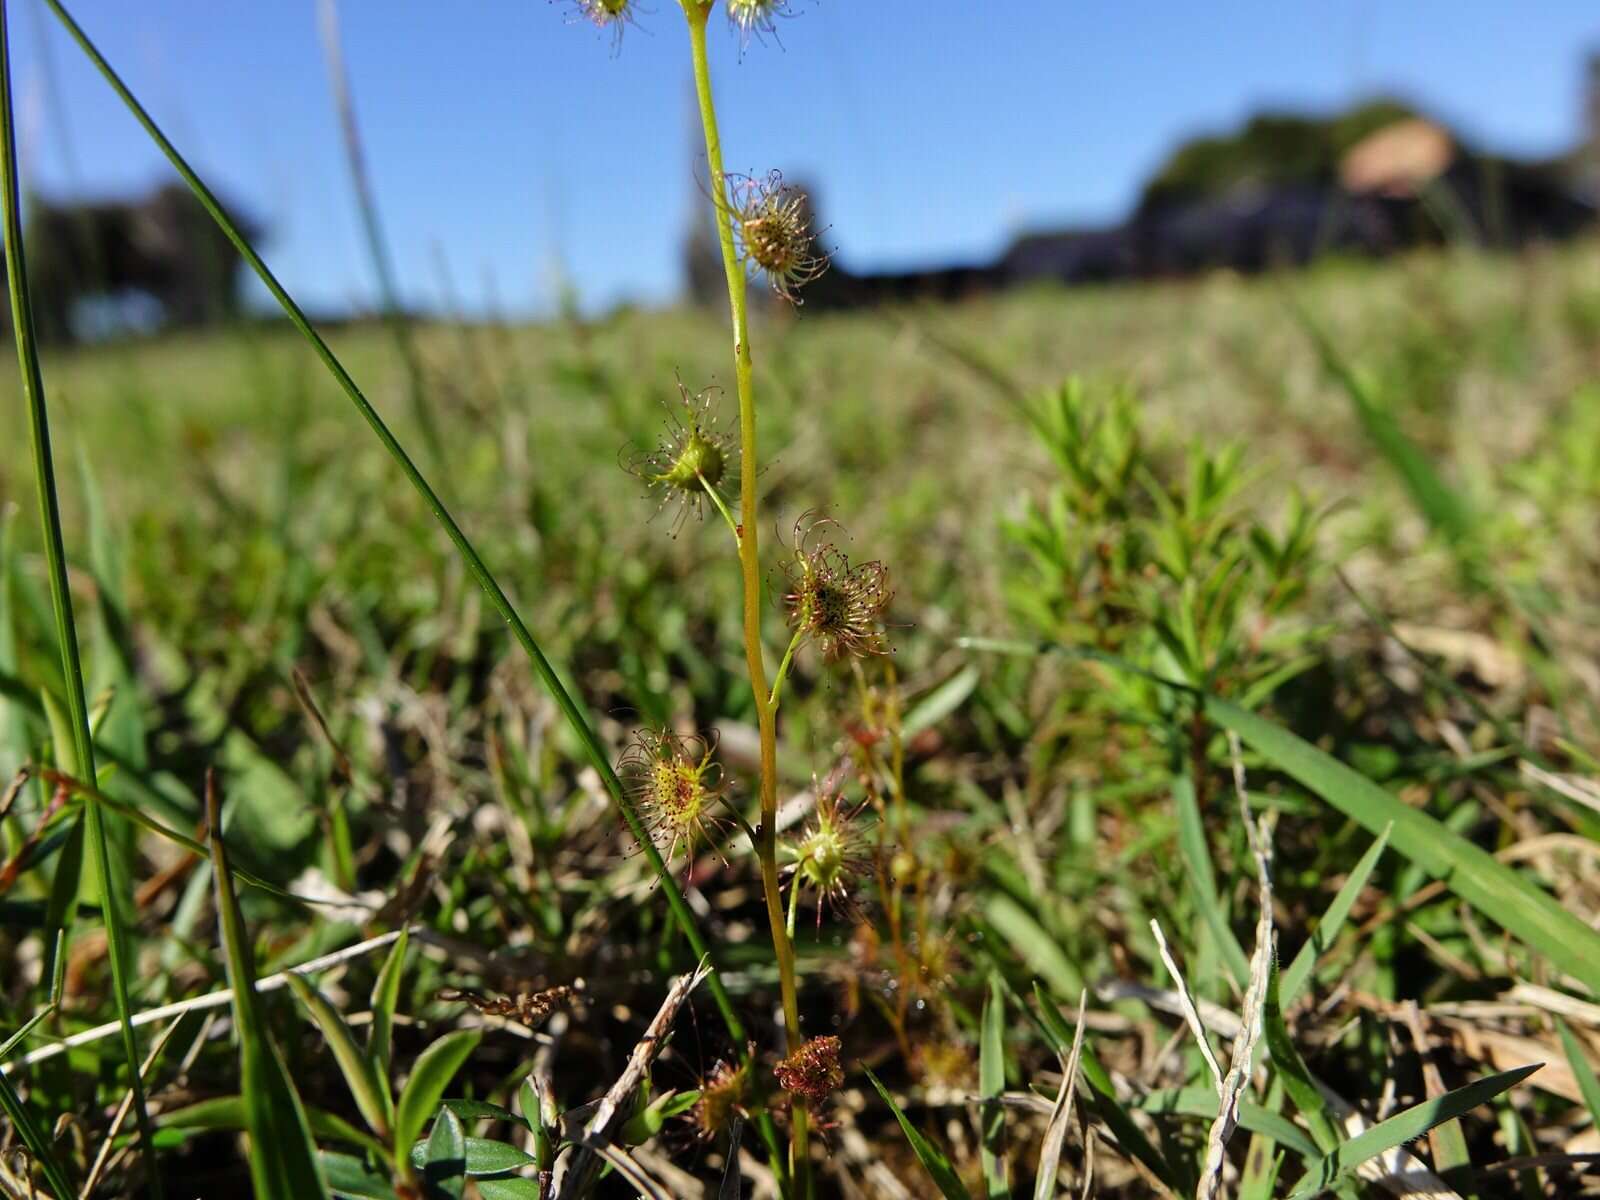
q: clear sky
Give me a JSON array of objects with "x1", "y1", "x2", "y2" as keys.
[{"x1": 13, "y1": 2, "x2": 1600, "y2": 316}]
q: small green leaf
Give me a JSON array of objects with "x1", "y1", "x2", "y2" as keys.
[
  {"x1": 1284, "y1": 1064, "x2": 1541, "y2": 1199},
  {"x1": 476, "y1": 1180, "x2": 544, "y2": 1200},
  {"x1": 866, "y1": 1068, "x2": 973, "y2": 1200},
  {"x1": 320, "y1": 1152, "x2": 399, "y2": 1200},
  {"x1": 410, "y1": 1135, "x2": 537, "y2": 1178},
  {"x1": 392, "y1": 1028, "x2": 482, "y2": 1165},
  {"x1": 369, "y1": 927, "x2": 409, "y2": 1086},
  {"x1": 287, "y1": 973, "x2": 392, "y2": 1139},
  {"x1": 423, "y1": 1109, "x2": 467, "y2": 1199}
]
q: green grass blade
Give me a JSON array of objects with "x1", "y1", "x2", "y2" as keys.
[
  {"x1": 1292, "y1": 300, "x2": 1475, "y2": 547},
  {"x1": 1134, "y1": 1087, "x2": 1319, "y2": 1161},
  {"x1": 157, "y1": 1095, "x2": 389, "y2": 1161},
  {"x1": 1174, "y1": 773, "x2": 1251, "y2": 990},
  {"x1": 1283, "y1": 1064, "x2": 1541, "y2": 1200},
  {"x1": 0, "y1": 1069, "x2": 75, "y2": 1198},
  {"x1": 38, "y1": 0, "x2": 755, "y2": 1070},
  {"x1": 1279, "y1": 824, "x2": 1390, "y2": 1006},
  {"x1": 286, "y1": 974, "x2": 392, "y2": 1140},
  {"x1": 979, "y1": 973, "x2": 1010, "y2": 1198},
  {"x1": 985, "y1": 893, "x2": 1083, "y2": 997},
  {"x1": 1263, "y1": 964, "x2": 1343, "y2": 1152},
  {"x1": 207, "y1": 780, "x2": 330, "y2": 1200},
  {"x1": 1555, "y1": 1018, "x2": 1600, "y2": 1130},
  {"x1": 1207, "y1": 695, "x2": 1600, "y2": 994},
  {"x1": 392, "y1": 1028, "x2": 481, "y2": 1168},
  {"x1": 369, "y1": 926, "x2": 408, "y2": 1104},
  {"x1": 0, "y1": 4, "x2": 158, "y2": 1186},
  {"x1": 865, "y1": 1068, "x2": 973, "y2": 1200}
]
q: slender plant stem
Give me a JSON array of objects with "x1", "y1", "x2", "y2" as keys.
[
  {"x1": 681, "y1": 3, "x2": 810, "y2": 1188},
  {"x1": 768, "y1": 629, "x2": 804, "y2": 710},
  {"x1": 699, "y1": 472, "x2": 741, "y2": 541},
  {"x1": 41, "y1": 0, "x2": 790, "y2": 1180},
  {"x1": 0, "y1": 4, "x2": 163, "y2": 1194},
  {"x1": 316, "y1": 0, "x2": 447, "y2": 478}
]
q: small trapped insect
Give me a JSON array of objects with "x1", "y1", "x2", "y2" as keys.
[{"x1": 437, "y1": 984, "x2": 576, "y2": 1027}]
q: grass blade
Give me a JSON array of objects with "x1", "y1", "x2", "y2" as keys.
[
  {"x1": 1263, "y1": 963, "x2": 1343, "y2": 1153},
  {"x1": 392, "y1": 1028, "x2": 481, "y2": 1169},
  {"x1": 1174, "y1": 773, "x2": 1251, "y2": 990},
  {"x1": 286, "y1": 973, "x2": 393, "y2": 1139},
  {"x1": 1207, "y1": 695, "x2": 1600, "y2": 995},
  {"x1": 979, "y1": 973, "x2": 1010, "y2": 1198},
  {"x1": 38, "y1": 0, "x2": 757, "y2": 1079},
  {"x1": 1279, "y1": 824, "x2": 1390, "y2": 1006},
  {"x1": 369, "y1": 926, "x2": 408, "y2": 1092},
  {"x1": 0, "y1": 2, "x2": 158, "y2": 1186},
  {"x1": 1555, "y1": 1018, "x2": 1600, "y2": 1129},
  {"x1": 207, "y1": 776, "x2": 330, "y2": 1199},
  {"x1": 865, "y1": 1067, "x2": 973, "y2": 1200},
  {"x1": 1283, "y1": 1064, "x2": 1541, "y2": 1200}
]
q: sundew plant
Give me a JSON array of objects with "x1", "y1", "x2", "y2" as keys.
[{"x1": 3, "y1": 2, "x2": 1600, "y2": 1199}]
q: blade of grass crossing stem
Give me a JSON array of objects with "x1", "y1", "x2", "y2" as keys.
[
  {"x1": 1556, "y1": 1018, "x2": 1600, "y2": 1130},
  {"x1": 865, "y1": 1069, "x2": 973, "y2": 1200},
  {"x1": 1032, "y1": 983, "x2": 1180, "y2": 1191},
  {"x1": 1262, "y1": 964, "x2": 1343, "y2": 1153},
  {"x1": 1175, "y1": 773, "x2": 1251, "y2": 990},
  {"x1": 1283, "y1": 1065, "x2": 1541, "y2": 1200},
  {"x1": 207, "y1": 778, "x2": 329, "y2": 1199},
  {"x1": 979, "y1": 974, "x2": 1010, "y2": 1199},
  {"x1": 1207, "y1": 695, "x2": 1600, "y2": 995},
  {"x1": 0, "y1": 3, "x2": 159, "y2": 1190},
  {"x1": 1278, "y1": 824, "x2": 1390, "y2": 1006},
  {"x1": 37, "y1": 2, "x2": 768, "y2": 1143}
]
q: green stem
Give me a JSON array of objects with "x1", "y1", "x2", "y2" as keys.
[
  {"x1": 768, "y1": 629, "x2": 804, "y2": 710},
  {"x1": 682, "y1": 4, "x2": 810, "y2": 1192},
  {"x1": 0, "y1": 3, "x2": 162, "y2": 1193},
  {"x1": 42, "y1": 0, "x2": 790, "y2": 1179},
  {"x1": 699, "y1": 472, "x2": 741, "y2": 543}
]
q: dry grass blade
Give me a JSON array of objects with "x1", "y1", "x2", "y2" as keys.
[
  {"x1": 1197, "y1": 736, "x2": 1276, "y2": 1200},
  {"x1": 1150, "y1": 919, "x2": 1225, "y2": 1091},
  {"x1": 79, "y1": 1013, "x2": 185, "y2": 1198},
  {"x1": 1034, "y1": 989, "x2": 1087, "y2": 1200},
  {"x1": 554, "y1": 958, "x2": 711, "y2": 1198}
]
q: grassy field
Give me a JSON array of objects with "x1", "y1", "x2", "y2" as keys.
[{"x1": 2, "y1": 235, "x2": 1600, "y2": 1198}]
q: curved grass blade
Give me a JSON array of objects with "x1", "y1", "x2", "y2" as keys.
[
  {"x1": 1174, "y1": 774, "x2": 1250, "y2": 990},
  {"x1": 865, "y1": 1068, "x2": 973, "y2": 1200},
  {"x1": 1207, "y1": 695, "x2": 1600, "y2": 995},
  {"x1": 0, "y1": 2, "x2": 158, "y2": 1185},
  {"x1": 207, "y1": 777, "x2": 330, "y2": 1199},
  {"x1": 286, "y1": 973, "x2": 392, "y2": 1139},
  {"x1": 36, "y1": 0, "x2": 757, "y2": 1079},
  {"x1": 1555, "y1": 1018, "x2": 1600, "y2": 1130},
  {"x1": 1283, "y1": 1064, "x2": 1541, "y2": 1200},
  {"x1": 1279, "y1": 824, "x2": 1390, "y2": 1006}
]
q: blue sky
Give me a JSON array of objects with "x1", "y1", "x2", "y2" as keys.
[{"x1": 13, "y1": 2, "x2": 1599, "y2": 315}]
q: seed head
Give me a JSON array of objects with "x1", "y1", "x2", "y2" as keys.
[
  {"x1": 783, "y1": 774, "x2": 871, "y2": 927},
  {"x1": 617, "y1": 728, "x2": 730, "y2": 866},
  {"x1": 624, "y1": 383, "x2": 738, "y2": 534},
  {"x1": 691, "y1": 1058, "x2": 750, "y2": 1140},
  {"x1": 722, "y1": 171, "x2": 829, "y2": 303},
  {"x1": 726, "y1": 0, "x2": 798, "y2": 45},
  {"x1": 783, "y1": 514, "x2": 893, "y2": 662},
  {"x1": 774, "y1": 1035, "x2": 844, "y2": 1104},
  {"x1": 560, "y1": 0, "x2": 639, "y2": 51}
]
